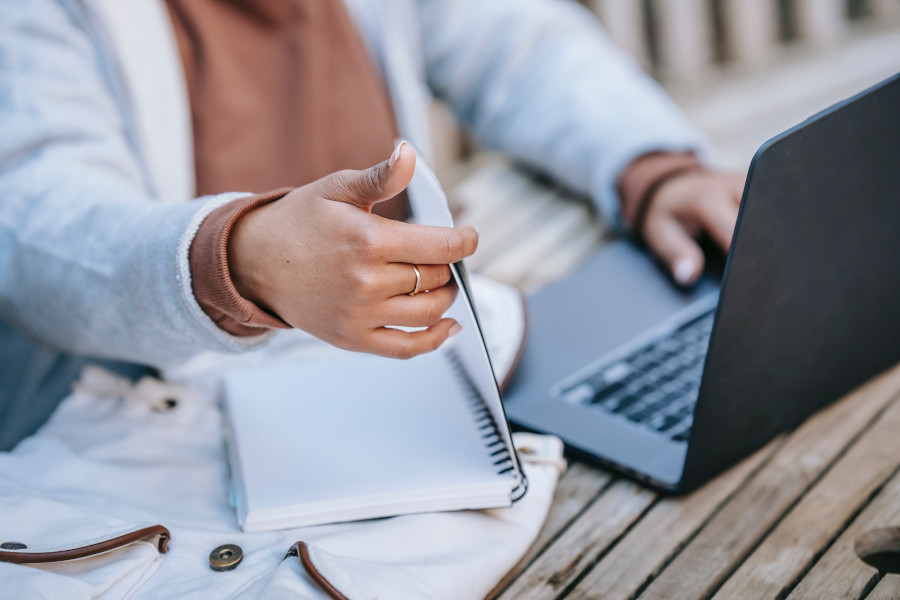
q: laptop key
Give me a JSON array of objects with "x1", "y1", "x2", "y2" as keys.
[
  {"x1": 658, "y1": 414, "x2": 683, "y2": 432},
  {"x1": 567, "y1": 309, "x2": 714, "y2": 439}
]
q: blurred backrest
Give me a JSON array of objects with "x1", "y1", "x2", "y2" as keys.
[{"x1": 585, "y1": 0, "x2": 900, "y2": 84}]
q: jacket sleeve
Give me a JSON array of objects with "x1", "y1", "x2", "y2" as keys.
[
  {"x1": 415, "y1": 0, "x2": 708, "y2": 226},
  {"x1": 0, "y1": 0, "x2": 271, "y2": 369}
]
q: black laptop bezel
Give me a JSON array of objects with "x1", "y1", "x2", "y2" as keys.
[{"x1": 678, "y1": 71, "x2": 900, "y2": 492}]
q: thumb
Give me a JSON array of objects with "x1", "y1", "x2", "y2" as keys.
[
  {"x1": 319, "y1": 141, "x2": 416, "y2": 211},
  {"x1": 643, "y1": 214, "x2": 705, "y2": 286}
]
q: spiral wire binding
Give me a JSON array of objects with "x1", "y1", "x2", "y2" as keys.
[{"x1": 446, "y1": 350, "x2": 527, "y2": 501}]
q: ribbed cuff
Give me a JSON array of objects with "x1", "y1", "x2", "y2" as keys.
[
  {"x1": 618, "y1": 152, "x2": 703, "y2": 231},
  {"x1": 189, "y1": 188, "x2": 294, "y2": 337}
]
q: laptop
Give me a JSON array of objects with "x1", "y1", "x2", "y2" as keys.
[{"x1": 502, "y1": 72, "x2": 900, "y2": 492}]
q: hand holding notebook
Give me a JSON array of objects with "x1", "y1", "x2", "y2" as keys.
[
  {"x1": 226, "y1": 141, "x2": 477, "y2": 360},
  {"x1": 224, "y1": 150, "x2": 527, "y2": 531}
]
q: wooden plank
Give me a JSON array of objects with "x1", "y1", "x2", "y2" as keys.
[
  {"x1": 675, "y1": 28, "x2": 900, "y2": 169},
  {"x1": 526, "y1": 464, "x2": 613, "y2": 563},
  {"x1": 871, "y1": 0, "x2": 900, "y2": 23},
  {"x1": 468, "y1": 190, "x2": 560, "y2": 271},
  {"x1": 624, "y1": 363, "x2": 900, "y2": 600},
  {"x1": 478, "y1": 204, "x2": 594, "y2": 286},
  {"x1": 523, "y1": 226, "x2": 602, "y2": 292},
  {"x1": 794, "y1": 0, "x2": 845, "y2": 47},
  {"x1": 487, "y1": 463, "x2": 612, "y2": 599},
  {"x1": 449, "y1": 160, "x2": 596, "y2": 281},
  {"x1": 721, "y1": 0, "x2": 778, "y2": 68},
  {"x1": 566, "y1": 438, "x2": 779, "y2": 600},
  {"x1": 427, "y1": 100, "x2": 463, "y2": 182},
  {"x1": 590, "y1": 0, "x2": 650, "y2": 66},
  {"x1": 653, "y1": 0, "x2": 715, "y2": 82},
  {"x1": 497, "y1": 478, "x2": 657, "y2": 600},
  {"x1": 785, "y1": 468, "x2": 900, "y2": 599},
  {"x1": 866, "y1": 575, "x2": 900, "y2": 600},
  {"x1": 450, "y1": 160, "x2": 533, "y2": 233},
  {"x1": 712, "y1": 384, "x2": 900, "y2": 599}
]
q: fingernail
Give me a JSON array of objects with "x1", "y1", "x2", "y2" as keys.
[
  {"x1": 674, "y1": 258, "x2": 696, "y2": 285},
  {"x1": 448, "y1": 322, "x2": 462, "y2": 337},
  {"x1": 389, "y1": 140, "x2": 406, "y2": 168}
]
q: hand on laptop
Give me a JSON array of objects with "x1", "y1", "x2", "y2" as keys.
[
  {"x1": 228, "y1": 142, "x2": 478, "y2": 359},
  {"x1": 641, "y1": 170, "x2": 745, "y2": 286}
]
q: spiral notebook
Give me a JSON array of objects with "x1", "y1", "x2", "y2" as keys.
[{"x1": 223, "y1": 154, "x2": 527, "y2": 531}]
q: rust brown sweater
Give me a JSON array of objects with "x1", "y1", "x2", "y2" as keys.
[
  {"x1": 172, "y1": 0, "x2": 698, "y2": 337},
  {"x1": 167, "y1": 0, "x2": 405, "y2": 335}
]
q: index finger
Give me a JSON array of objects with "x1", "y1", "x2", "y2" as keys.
[
  {"x1": 694, "y1": 196, "x2": 739, "y2": 253},
  {"x1": 374, "y1": 220, "x2": 479, "y2": 265}
]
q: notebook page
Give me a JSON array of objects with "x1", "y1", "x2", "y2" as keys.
[
  {"x1": 405, "y1": 152, "x2": 526, "y2": 498},
  {"x1": 225, "y1": 350, "x2": 509, "y2": 528}
]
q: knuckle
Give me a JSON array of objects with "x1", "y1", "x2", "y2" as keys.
[
  {"x1": 441, "y1": 286, "x2": 459, "y2": 308},
  {"x1": 352, "y1": 268, "x2": 380, "y2": 296},
  {"x1": 437, "y1": 264, "x2": 452, "y2": 286},
  {"x1": 441, "y1": 233, "x2": 465, "y2": 262},
  {"x1": 391, "y1": 342, "x2": 417, "y2": 360},
  {"x1": 429, "y1": 335, "x2": 444, "y2": 352},
  {"x1": 464, "y1": 228, "x2": 478, "y2": 254},
  {"x1": 329, "y1": 330, "x2": 358, "y2": 352},
  {"x1": 350, "y1": 226, "x2": 382, "y2": 255},
  {"x1": 364, "y1": 162, "x2": 388, "y2": 195},
  {"x1": 421, "y1": 299, "x2": 444, "y2": 326},
  {"x1": 331, "y1": 318, "x2": 356, "y2": 341},
  {"x1": 321, "y1": 169, "x2": 354, "y2": 199}
]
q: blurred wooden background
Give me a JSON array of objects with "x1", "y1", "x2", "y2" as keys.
[{"x1": 435, "y1": 0, "x2": 900, "y2": 290}]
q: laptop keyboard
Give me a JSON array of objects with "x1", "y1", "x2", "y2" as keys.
[{"x1": 558, "y1": 309, "x2": 715, "y2": 442}]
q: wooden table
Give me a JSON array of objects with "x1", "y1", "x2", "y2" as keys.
[{"x1": 449, "y1": 162, "x2": 900, "y2": 600}]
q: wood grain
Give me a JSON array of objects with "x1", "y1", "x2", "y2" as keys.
[
  {"x1": 497, "y1": 478, "x2": 656, "y2": 600},
  {"x1": 629, "y1": 364, "x2": 900, "y2": 600},
  {"x1": 449, "y1": 161, "x2": 602, "y2": 291},
  {"x1": 865, "y1": 574, "x2": 900, "y2": 600},
  {"x1": 721, "y1": 0, "x2": 778, "y2": 68},
  {"x1": 590, "y1": 0, "x2": 649, "y2": 66},
  {"x1": 713, "y1": 384, "x2": 900, "y2": 599},
  {"x1": 567, "y1": 438, "x2": 778, "y2": 600},
  {"x1": 784, "y1": 468, "x2": 900, "y2": 599},
  {"x1": 488, "y1": 462, "x2": 612, "y2": 598}
]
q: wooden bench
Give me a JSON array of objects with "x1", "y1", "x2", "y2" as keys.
[
  {"x1": 437, "y1": 5, "x2": 900, "y2": 598},
  {"x1": 447, "y1": 163, "x2": 900, "y2": 599},
  {"x1": 489, "y1": 361, "x2": 900, "y2": 599}
]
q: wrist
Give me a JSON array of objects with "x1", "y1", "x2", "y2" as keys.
[
  {"x1": 227, "y1": 202, "x2": 267, "y2": 308},
  {"x1": 190, "y1": 188, "x2": 293, "y2": 336},
  {"x1": 618, "y1": 152, "x2": 703, "y2": 234}
]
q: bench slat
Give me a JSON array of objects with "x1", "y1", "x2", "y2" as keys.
[
  {"x1": 565, "y1": 439, "x2": 778, "y2": 599},
  {"x1": 498, "y1": 479, "x2": 657, "y2": 600},
  {"x1": 590, "y1": 0, "x2": 649, "y2": 66},
  {"x1": 627, "y1": 363, "x2": 900, "y2": 600},
  {"x1": 722, "y1": 0, "x2": 779, "y2": 67},
  {"x1": 785, "y1": 472, "x2": 900, "y2": 599},
  {"x1": 714, "y1": 382, "x2": 900, "y2": 599},
  {"x1": 488, "y1": 463, "x2": 613, "y2": 598},
  {"x1": 866, "y1": 574, "x2": 900, "y2": 600},
  {"x1": 654, "y1": 0, "x2": 714, "y2": 81},
  {"x1": 795, "y1": 0, "x2": 846, "y2": 46}
]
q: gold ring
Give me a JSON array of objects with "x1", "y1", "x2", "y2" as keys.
[{"x1": 409, "y1": 264, "x2": 422, "y2": 296}]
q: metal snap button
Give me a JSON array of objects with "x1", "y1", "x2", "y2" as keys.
[
  {"x1": 209, "y1": 544, "x2": 243, "y2": 572},
  {"x1": 0, "y1": 542, "x2": 27, "y2": 550},
  {"x1": 152, "y1": 397, "x2": 178, "y2": 412}
]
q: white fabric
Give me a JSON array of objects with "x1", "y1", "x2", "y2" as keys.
[
  {"x1": 0, "y1": 0, "x2": 704, "y2": 593},
  {"x1": 0, "y1": 365, "x2": 562, "y2": 599},
  {"x1": 80, "y1": 0, "x2": 706, "y2": 229},
  {"x1": 0, "y1": 0, "x2": 706, "y2": 445},
  {"x1": 84, "y1": 0, "x2": 195, "y2": 205}
]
